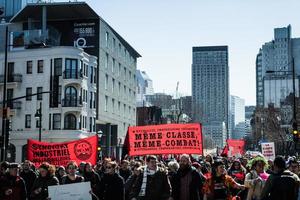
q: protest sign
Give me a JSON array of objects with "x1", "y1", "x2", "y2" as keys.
[
  {"x1": 128, "y1": 123, "x2": 203, "y2": 156},
  {"x1": 48, "y1": 182, "x2": 92, "y2": 200},
  {"x1": 226, "y1": 139, "x2": 245, "y2": 157},
  {"x1": 27, "y1": 135, "x2": 98, "y2": 166},
  {"x1": 261, "y1": 142, "x2": 275, "y2": 160}
]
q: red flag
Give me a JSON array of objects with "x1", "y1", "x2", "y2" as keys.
[
  {"x1": 27, "y1": 135, "x2": 98, "y2": 166},
  {"x1": 221, "y1": 145, "x2": 229, "y2": 157}
]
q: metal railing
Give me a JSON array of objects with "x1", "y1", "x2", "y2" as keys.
[
  {"x1": 62, "y1": 98, "x2": 83, "y2": 107},
  {"x1": 0, "y1": 74, "x2": 22, "y2": 83},
  {"x1": 63, "y1": 70, "x2": 82, "y2": 79}
]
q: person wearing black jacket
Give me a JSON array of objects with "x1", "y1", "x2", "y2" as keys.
[
  {"x1": 30, "y1": 162, "x2": 59, "y2": 200},
  {"x1": 0, "y1": 163, "x2": 27, "y2": 200},
  {"x1": 84, "y1": 162, "x2": 101, "y2": 200},
  {"x1": 99, "y1": 161, "x2": 125, "y2": 200},
  {"x1": 261, "y1": 156, "x2": 300, "y2": 200},
  {"x1": 120, "y1": 160, "x2": 132, "y2": 182},
  {"x1": 20, "y1": 160, "x2": 37, "y2": 200},
  {"x1": 172, "y1": 154, "x2": 205, "y2": 200}
]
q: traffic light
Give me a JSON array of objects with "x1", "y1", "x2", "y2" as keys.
[
  {"x1": 292, "y1": 122, "x2": 299, "y2": 142},
  {"x1": 97, "y1": 146, "x2": 101, "y2": 151}
]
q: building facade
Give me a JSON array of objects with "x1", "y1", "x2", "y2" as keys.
[
  {"x1": 136, "y1": 70, "x2": 154, "y2": 107},
  {"x1": 192, "y1": 46, "x2": 229, "y2": 147},
  {"x1": 256, "y1": 25, "x2": 300, "y2": 108},
  {"x1": 0, "y1": 46, "x2": 97, "y2": 162},
  {"x1": 0, "y1": 2, "x2": 140, "y2": 161},
  {"x1": 0, "y1": 0, "x2": 38, "y2": 20},
  {"x1": 229, "y1": 95, "x2": 245, "y2": 139}
]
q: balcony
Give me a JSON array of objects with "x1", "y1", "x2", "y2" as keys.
[
  {"x1": 0, "y1": 74, "x2": 22, "y2": 84},
  {"x1": 62, "y1": 98, "x2": 83, "y2": 107},
  {"x1": 63, "y1": 70, "x2": 83, "y2": 79}
]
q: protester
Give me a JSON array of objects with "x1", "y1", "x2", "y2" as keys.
[
  {"x1": 0, "y1": 163, "x2": 27, "y2": 200},
  {"x1": 55, "y1": 166, "x2": 66, "y2": 184},
  {"x1": 127, "y1": 155, "x2": 171, "y2": 200},
  {"x1": 20, "y1": 160, "x2": 37, "y2": 199},
  {"x1": 99, "y1": 161, "x2": 125, "y2": 200},
  {"x1": 261, "y1": 156, "x2": 300, "y2": 200},
  {"x1": 0, "y1": 161, "x2": 9, "y2": 178},
  {"x1": 172, "y1": 154, "x2": 205, "y2": 200},
  {"x1": 84, "y1": 162, "x2": 101, "y2": 200},
  {"x1": 205, "y1": 154, "x2": 214, "y2": 165},
  {"x1": 228, "y1": 159, "x2": 247, "y2": 199},
  {"x1": 61, "y1": 161, "x2": 84, "y2": 184},
  {"x1": 30, "y1": 162, "x2": 59, "y2": 200},
  {"x1": 125, "y1": 161, "x2": 142, "y2": 200},
  {"x1": 77, "y1": 161, "x2": 86, "y2": 176},
  {"x1": 203, "y1": 159, "x2": 245, "y2": 200},
  {"x1": 167, "y1": 160, "x2": 179, "y2": 198},
  {"x1": 119, "y1": 160, "x2": 132, "y2": 182},
  {"x1": 244, "y1": 156, "x2": 269, "y2": 200},
  {"x1": 288, "y1": 158, "x2": 300, "y2": 177}
]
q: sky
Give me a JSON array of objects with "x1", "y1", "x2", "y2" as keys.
[{"x1": 69, "y1": 0, "x2": 300, "y2": 105}]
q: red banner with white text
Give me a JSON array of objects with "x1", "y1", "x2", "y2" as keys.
[
  {"x1": 128, "y1": 123, "x2": 203, "y2": 156},
  {"x1": 27, "y1": 135, "x2": 98, "y2": 167},
  {"x1": 226, "y1": 139, "x2": 245, "y2": 157}
]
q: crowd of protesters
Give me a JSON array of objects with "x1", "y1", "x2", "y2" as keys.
[{"x1": 0, "y1": 153, "x2": 300, "y2": 200}]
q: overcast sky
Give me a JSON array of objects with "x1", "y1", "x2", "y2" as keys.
[{"x1": 74, "y1": 0, "x2": 300, "y2": 105}]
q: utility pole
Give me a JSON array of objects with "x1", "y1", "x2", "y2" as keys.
[{"x1": 1, "y1": 26, "x2": 8, "y2": 161}]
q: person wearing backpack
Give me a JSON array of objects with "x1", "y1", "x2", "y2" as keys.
[{"x1": 261, "y1": 156, "x2": 300, "y2": 200}]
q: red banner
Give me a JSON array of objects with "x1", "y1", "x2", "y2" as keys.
[
  {"x1": 27, "y1": 135, "x2": 98, "y2": 166},
  {"x1": 226, "y1": 139, "x2": 245, "y2": 156},
  {"x1": 128, "y1": 123, "x2": 203, "y2": 156}
]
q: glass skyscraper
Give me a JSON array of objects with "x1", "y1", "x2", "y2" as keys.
[
  {"x1": 192, "y1": 46, "x2": 229, "y2": 147},
  {"x1": 0, "y1": 0, "x2": 38, "y2": 19}
]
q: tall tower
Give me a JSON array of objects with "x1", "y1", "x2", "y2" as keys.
[{"x1": 192, "y1": 46, "x2": 229, "y2": 147}]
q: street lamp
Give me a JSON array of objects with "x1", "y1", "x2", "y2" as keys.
[{"x1": 35, "y1": 102, "x2": 42, "y2": 142}]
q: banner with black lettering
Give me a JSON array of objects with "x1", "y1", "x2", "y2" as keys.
[
  {"x1": 128, "y1": 123, "x2": 203, "y2": 156},
  {"x1": 27, "y1": 135, "x2": 98, "y2": 166}
]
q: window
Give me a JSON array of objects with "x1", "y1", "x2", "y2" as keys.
[
  {"x1": 54, "y1": 58, "x2": 62, "y2": 76},
  {"x1": 105, "y1": 96, "x2": 108, "y2": 112},
  {"x1": 26, "y1": 88, "x2": 32, "y2": 101},
  {"x1": 64, "y1": 114, "x2": 76, "y2": 130},
  {"x1": 94, "y1": 67, "x2": 97, "y2": 84},
  {"x1": 37, "y1": 60, "x2": 43, "y2": 73},
  {"x1": 112, "y1": 58, "x2": 115, "y2": 73},
  {"x1": 58, "y1": 86, "x2": 62, "y2": 104},
  {"x1": 53, "y1": 114, "x2": 61, "y2": 130},
  {"x1": 26, "y1": 61, "x2": 32, "y2": 74},
  {"x1": 105, "y1": 32, "x2": 109, "y2": 47},
  {"x1": 90, "y1": 92, "x2": 93, "y2": 109},
  {"x1": 37, "y1": 87, "x2": 43, "y2": 100},
  {"x1": 90, "y1": 117, "x2": 93, "y2": 132},
  {"x1": 93, "y1": 92, "x2": 96, "y2": 108},
  {"x1": 124, "y1": 67, "x2": 126, "y2": 81},
  {"x1": 65, "y1": 86, "x2": 77, "y2": 106},
  {"x1": 105, "y1": 53, "x2": 109, "y2": 69},
  {"x1": 112, "y1": 78, "x2": 115, "y2": 93},
  {"x1": 25, "y1": 115, "x2": 31, "y2": 128},
  {"x1": 49, "y1": 114, "x2": 51, "y2": 130},
  {"x1": 65, "y1": 59, "x2": 78, "y2": 78},
  {"x1": 118, "y1": 101, "x2": 120, "y2": 113},
  {"x1": 79, "y1": 115, "x2": 82, "y2": 129},
  {"x1": 118, "y1": 63, "x2": 121, "y2": 76},
  {"x1": 93, "y1": 118, "x2": 96, "y2": 132},
  {"x1": 112, "y1": 98, "x2": 115, "y2": 113},
  {"x1": 90, "y1": 66, "x2": 93, "y2": 83},
  {"x1": 118, "y1": 82, "x2": 121, "y2": 95},
  {"x1": 113, "y1": 38, "x2": 116, "y2": 51},
  {"x1": 105, "y1": 74, "x2": 108, "y2": 90}
]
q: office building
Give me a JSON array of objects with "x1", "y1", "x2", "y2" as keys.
[
  {"x1": 192, "y1": 46, "x2": 229, "y2": 147},
  {"x1": 229, "y1": 95, "x2": 245, "y2": 139},
  {"x1": 136, "y1": 70, "x2": 154, "y2": 107}
]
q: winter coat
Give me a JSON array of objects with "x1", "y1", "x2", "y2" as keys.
[
  {"x1": 127, "y1": 166, "x2": 171, "y2": 200},
  {"x1": 120, "y1": 168, "x2": 132, "y2": 182},
  {"x1": 99, "y1": 172, "x2": 125, "y2": 200},
  {"x1": 84, "y1": 171, "x2": 101, "y2": 199},
  {"x1": 20, "y1": 169, "x2": 37, "y2": 198},
  {"x1": 0, "y1": 175, "x2": 27, "y2": 200},
  {"x1": 261, "y1": 170, "x2": 300, "y2": 200},
  {"x1": 30, "y1": 175, "x2": 59, "y2": 200},
  {"x1": 172, "y1": 166, "x2": 205, "y2": 200}
]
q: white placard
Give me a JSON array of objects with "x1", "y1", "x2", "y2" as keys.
[
  {"x1": 48, "y1": 182, "x2": 92, "y2": 200},
  {"x1": 261, "y1": 142, "x2": 275, "y2": 161}
]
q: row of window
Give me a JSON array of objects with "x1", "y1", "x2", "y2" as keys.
[
  {"x1": 104, "y1": 74, "x2": 136, "y2": 99},
  {"x1": 25, "y1": 113, "x2": 96, "y2": 132},
  {"x1": 26, "y1": 58, "x2": 97, "y2": 84},
  {"x1": 105, "y1": 31, "x2": 136, "y2": 64},
  {"x1": 105, "y1": 53, "x2": 136, "y2": 84},
  {"x1": 104, "y1": 95, "x2": 136, "y2": 117}
]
